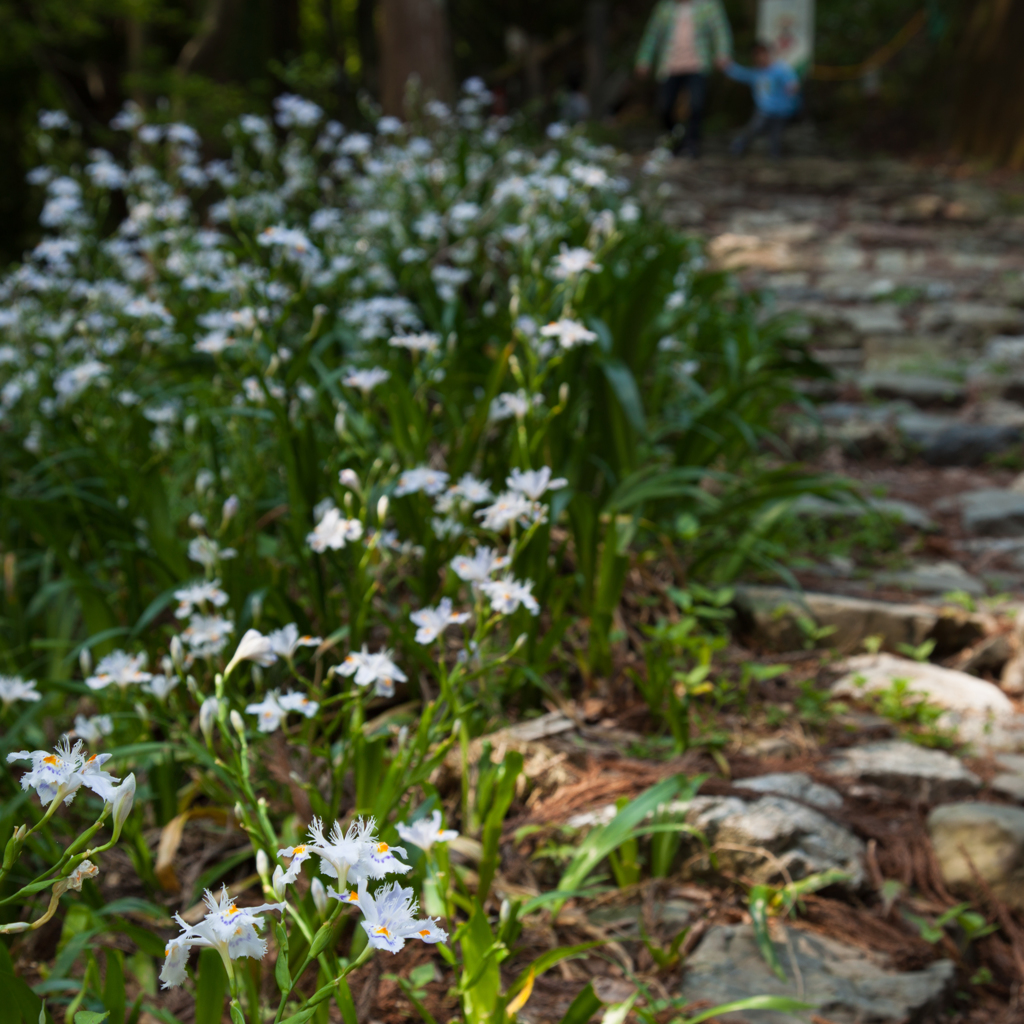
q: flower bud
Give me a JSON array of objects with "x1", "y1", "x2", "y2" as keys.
[
  {"x1": 376, "y1": 495, "x2": 389, "y2": 523},
  {"x1": 311, "y1": 877, "x2": 327, "y2": 917},
  {"x1": 110, "y1": 774, "x2": 136, "y2": 842},
  {"x1": 170, "y1": 635, "x2": 184, "y2": 670},
  {"x1": 79, "y1": 647, "x2": 92, "y2": 679},
  {"x1": 252, "y1": 664, "x2": 263, "y2": 687},
  {"x1": 559, "y1": 382, "x2": 570, "y2": 405},
  {"x1": 272, "y1": 865, "x2": 287, "y2": 901},
  {"x1": 251, "y1": 593, "x2": 263, "y2": 627},
  {"x1": 499, "y1": 898, "x2": 511, "y2": 925},
  {"x1": 256, "y1": 849, "x2": 270, "y2": 882},
  {"x1": 2, "y1": 825, "x2": 27, "y2": 870},
  {"x1": 230, "y1": 709, "x2": 246, "y2": 738},
  {"x1": 186, "y1": 673, "x2": 198, "y2": 696},
  {"x1": 334, "y1": 409, "x2": 346, "y2": 439},
  {"x1": 338, "y1": 468, "x2": 359, "y2": 490},
  {"x1": 199, "y1": 697, "x2": 219, "y2": 745},
  {"x1": 222, "y1": 495, "x2": 240, "y2": 525}
]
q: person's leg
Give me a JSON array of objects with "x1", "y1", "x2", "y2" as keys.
[
  {"x1": 731, "y1": 110, "x2": 767, "y2": 156},
  {"x1": 684, "y1": 73, "x2": 707, "y2": 156},
  {"x1": 659, "y1": 75, "x2": 685, "y2": 134},
  {"x1": 767, "y1": 115, "x2": 786, "y2": 158}
]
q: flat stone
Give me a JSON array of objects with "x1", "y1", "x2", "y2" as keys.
[
  {"x1": 679, "y1": 794, "x2": 865, "y2": 887},
  {"x1": 734, "y1": 772, "x2": 843, "y2": 810},
  {"x1": 833, "y1": 654, "x2": 1013, "y2": 716},
  {"x1": 986, "y1": 335, "x2": 1024, "y2": 365},
  {"x1": 992, "y1": 774, "x2": 1024, "y2": 802},
  {"x1": 873, "y1": 560, "x2": 985, "y2": 597},
  {"x1": 862, "y1": 335, "x2": 953, "y2": 372},
  {"x1": 734, "y1": 587, "x2": 984, "y2": 656},
  {"x1": 928, "y1": 803, "x2": 1024, "y2": 909},
  {"x1": 897, "y1": 416, "x2": 1023, "y2": 466},
  {"x1": 787, "y1": 494, "x2": 935, "y2": 532},
  {"x1": 679, "y1": 924, "x2": 954, "y2": 1024},
  {"x1": 919, "y1": 302, "x2": 1023, "y2": 333},
  {"x1": 859, "y1": 372, "x2": 966, "y2": 407},
  {"x1": 833, "y1": 653, "x2": 1024, "y2": 753},
  {"x1": 962, "y1": 489, "x2": 1024, "y2": 537},
  {"x1": 840, "y1": 305, "x2": 904, "y2": 334},
  {"x1": 824, "y1": 739, "x2": 981, "y2": 802}
]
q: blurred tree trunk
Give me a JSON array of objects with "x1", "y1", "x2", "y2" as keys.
[
  {"x1": 953, "y1": 0, "x2": 1024, "y2": 166},
  {"x1": 379, "y1": 0, "x2": 454, "y2": 116},
  {"x1": 177, "y1": 0, "x2": 243, "y2": 76}
]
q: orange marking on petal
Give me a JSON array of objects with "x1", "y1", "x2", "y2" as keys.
[
  {"x1": 374, "y1": 926, "x2": 390, "y2": 937},
  {"x1": 293, "y1": 845, "x2": 306, "y2": 855},
  {"x1": 377, "y1": 842, "x2": 389, "y2": 853},
  {"x1": 419, "y1": 929, "x2": 430, "y2": 937},
  {"x1": 43, "y1": 755, "x2": 58, "y2": 765}
]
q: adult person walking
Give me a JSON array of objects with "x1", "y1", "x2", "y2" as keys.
[{"x1": 635, "y1": 0, "x2": 733, "y2": 157}]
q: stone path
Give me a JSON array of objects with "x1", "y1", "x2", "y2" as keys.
[
  {"x1": 641, "y1": 157, "x2": 1024, "y2": 1018},
  {"x1": 660, "y1": 156, "x2": 1024, "y2": 603}
]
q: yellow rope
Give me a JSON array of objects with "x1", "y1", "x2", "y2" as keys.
[{"x1": 810, "y1": 9, "x2": 927, "y2": 81}]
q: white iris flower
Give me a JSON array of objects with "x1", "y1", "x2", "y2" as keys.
[
  {"x1": 409, "y1": 598, "x2": 470, "y2": 644},
  {"x1": 395, "y1": 810, "x2": 459, "y2": 853},
  {"x1": 159, "y1": 887, "x2": 285, "y2": 989},
  {"x1": 7, "y1": 737, "x2": 120, "y2": 807}
]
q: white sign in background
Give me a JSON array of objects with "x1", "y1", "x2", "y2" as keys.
[{"x1": 757, "y1": 0, "x2": 815, "y2": 72}]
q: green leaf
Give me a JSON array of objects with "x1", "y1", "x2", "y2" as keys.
[
  {"x1": 600, "y1": 360, "x2": 647, "y2": 435},
  {"x1": 508, "y1": 942, "x2": 601, "y2": 998},
  {"x1": 194, "y1": 948, "x2": 227, "y2": 1024},
  {"x1": 681, "y1": 996, "x2": 814, "y2": 1024},
  {"x1": 748, "y1": 886, "x2": 787, "y2": 982},
  {"x1": 553, "y1": 775, "x2": 693, "y2": 915},
  {"x1": 476, "y1": 751, "x2": 523, "y2": 907},
  {"x1": 600, "y1": 993, "x2": 637, "y2": 1024},
  {"x1": 459, "y1": 909, "x2": 501, "y2": 1024},
  {"x1": 558, "y1": 983, "x2": 602, "y2": 1024},
  {"x1": 0, "y1": 940, "x2": 45, "y2": 1024},
  {"x1": 75, "y1": 1014, "x2": 110, "y2": 1024},
  {"x1": 103, "y1": 950, "x2": 126, "y2": 1024},
  {"x1": 334, "y1": 979, "x2": 357, "y2": 1024},
  {"x1": 279, "y1": 1009, "x2": 317, "y2": 1024}
]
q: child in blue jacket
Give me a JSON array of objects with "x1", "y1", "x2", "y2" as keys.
[{"x1": 721, "y1": 41, "x2": 800, "y2": 158}]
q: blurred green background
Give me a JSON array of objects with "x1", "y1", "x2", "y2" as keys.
[{"x1": 1, "y1": 0, "x2": 1016, "y2": 265}]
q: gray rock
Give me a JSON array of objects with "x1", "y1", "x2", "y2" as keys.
[
  {"x1": 859, "y1": 372, "x2": 966, "y2": 408},
  {"x1": 873, "y1": 560, "x2": 985, "y2": 597},
  {"x1": 733, "y1": 587, "x2": 984, "y2": 655},
  {"x1": 788, "y1": 494, "x2": 935, "y2": 532},
  {"x1": 897, "y1": 416, "x2": 1023, "y2": 466},
  {"x1": 823, "y1": 739, "x2": 981, "y2": 802},
  {"x1": 833, "y1": 654, "x2": 1013, "y2": 716},
  {"x1": 992, "y1": 774, "x2": 1024, "y2": 802},
  {"x1": 962, "y1": 489, "x2": 1024, "y2": 537},
  {"x1": 841, "y1": 305, "x2": 904, "y2": 335},
  {"x1": 991, "y1": 754, "x2": 1024, "y2": 802},
  {"x1": 919, "y1": 302, "x2": 1023, "y2": 334},
  {"x1": 928, "y1": 802, "x2": 1024, "y2": 909},
  {"x1": 734, "y1": 772, "x2": 843, "y2": 810},
  {"x1": 831, "y1": 653, "x2": 1024, "y2": 754},
  {"x1": 985, "y1": 334, "x2": 1024, "y2": 365},
  {"x1": 679, "y1": 924, "x2": 954, "y2": 1024},
  {"x1": 681, "y1": 794, "x2": 864, "y2": 888}
]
